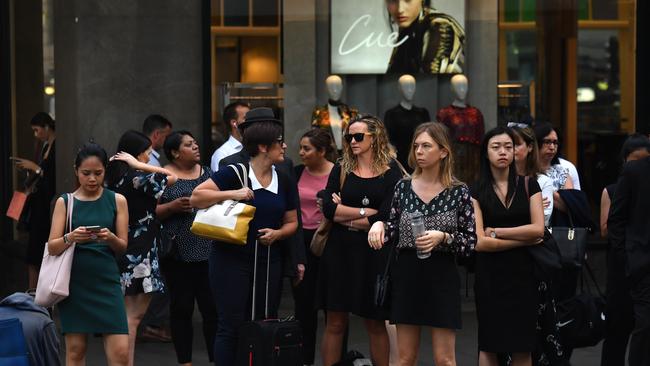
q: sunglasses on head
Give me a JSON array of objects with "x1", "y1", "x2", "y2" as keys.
[{"x1": 344, "y1": 132, "x2": 372, "y2": 143}]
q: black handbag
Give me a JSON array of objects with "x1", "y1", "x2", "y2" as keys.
[
  {"x1": 550, "y1": 211, "x2": 588, "y2": 269},
  {"x1": 159, "y1": 225, "x2": 179, "y2": 260},
  {"x1": 528, "y1": 228, "x2": 563, "y2": 281},
  {"x1": 556, "y1": 262, "x2": 606, "y2": 348}
]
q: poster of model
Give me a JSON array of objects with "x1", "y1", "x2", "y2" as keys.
[{"x1": 331, "y1": 0, "x2": 465, "y2": 74}]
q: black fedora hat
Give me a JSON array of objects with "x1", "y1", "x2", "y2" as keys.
[{"x1": 238, "y1": 107, "x2": 282, "y2": 131}]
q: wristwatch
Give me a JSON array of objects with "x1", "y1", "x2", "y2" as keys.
[
  {"x1": 445, "y1": 233, "x2": 453, "y2": 245},
  {"x1": 359, "y1": 207, "x2": 366, "y2": 217},
  {"x1": 490, "y1": 230, "x2": 497, "y2": 238}
]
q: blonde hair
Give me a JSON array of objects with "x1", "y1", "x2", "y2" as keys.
[
  {"x1": 340, "y1": 114, "x2": 394, "y2": 175},
  {"x1": 408, "y1": 122, "x2": 460, "y2": 187}
]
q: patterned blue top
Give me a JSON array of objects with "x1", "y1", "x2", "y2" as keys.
[{"x1": 108, "y1": 170, "x2": 168, "y2": 295}]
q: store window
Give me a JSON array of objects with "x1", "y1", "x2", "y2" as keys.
[
  {"x1": 210, "y1": 0, "x2": 283, "y2": 149},
  {"x1": 498, "y1": 0, "x2": 637, "y2": 214}
]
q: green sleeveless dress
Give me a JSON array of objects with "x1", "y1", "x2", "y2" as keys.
[{"x1": 57, "y1": 189, "x2": 128, "y2": 334}]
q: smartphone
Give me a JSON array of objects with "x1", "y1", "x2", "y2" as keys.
[{"x1": 85, "y1": 225, "x2": 103, "y2": 232}]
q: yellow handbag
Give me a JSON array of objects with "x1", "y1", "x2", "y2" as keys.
[{"x1": 191, "y1": 163, "x2": 256, "y2": 245}]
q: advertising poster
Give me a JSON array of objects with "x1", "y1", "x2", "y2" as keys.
[{"x1": 331, "y1": 0, "x2": 465, "y2": 75}]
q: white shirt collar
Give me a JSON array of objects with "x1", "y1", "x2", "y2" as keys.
[
  {"x1": 248, "y1": 163, "x2": 278, "y2": 194},
  {"x1": 225, "y1": 135, "x2": 243, "y2": 150},
  {"x1": 151, "y1": 149, "x2": 160, "y2": 159}
]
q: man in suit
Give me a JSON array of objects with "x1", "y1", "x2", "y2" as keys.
[
  {"x1": 608, "y1": 155, "x2": 650, "y2": 366},
  {"x1": 219, "y1": 108, "x2": 306, "y2": 283}
]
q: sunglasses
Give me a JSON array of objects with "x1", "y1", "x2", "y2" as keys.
[
  {"x1": 275, "y1": 135, "x2": 284, "y2": 144},
  {"x1": 344, "y1": 132, "x2": 372, "y2": 143}
]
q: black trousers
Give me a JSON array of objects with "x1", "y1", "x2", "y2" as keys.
[
  {"x1": 601, "y1": 250, "x2": 634, "y2": 366},
  {"x1": 292, "y1": 229, "x2": 349, "y2": 365},
  {"x1": 209, "y1": 247, "x2": 283, "y2": 366},
  {"x1": 291, "y1": 229, "x2": 320, "y2": 364},
  {"x1": 628, "y1": 272, "x2": 650, "y2": 366},
  {"x1": 161, "y1": 257, "x2": 218, "y2": 364}
]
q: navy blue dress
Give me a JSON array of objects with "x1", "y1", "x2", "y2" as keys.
[{"x1": 208, "y1": 164, "x2": 296, "y2": 365}]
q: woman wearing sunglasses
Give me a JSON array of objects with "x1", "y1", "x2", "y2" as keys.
[{"x1": 316, "y1": 114, "x2": 403, "y2": 366}]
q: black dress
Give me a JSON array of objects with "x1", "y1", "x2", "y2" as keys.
[
  {"x1": 25, "y1": 141, "x2": 56, "y2": 267},
  {"x1": 316, "y1": 164, "x2": 402, "y2": 320},
  {"x1": 109, "y1": 170, "x2": 168, "y2": 295},
  {"x1": 384, "y1": 180, "x2": 476, "y2": 328},
  {"x1": 471, "y1": 177, "x2": 540, "y2": 353}
]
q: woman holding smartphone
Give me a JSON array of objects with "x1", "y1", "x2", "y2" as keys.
[
  {"x1": 105, "y1": 130, "x2": 177, "y2": 366},
  {"x1": 48, "y1": 143, "x2": 130, "y2": 365}
]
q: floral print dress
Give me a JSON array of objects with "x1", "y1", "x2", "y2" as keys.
[{"x1": 110, "y1": 170, "x2": 168, "y2": 295}]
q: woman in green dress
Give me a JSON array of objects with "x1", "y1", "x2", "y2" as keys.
[{"x1": 47, "y1": 143, "x2": 130, "y2": 366}]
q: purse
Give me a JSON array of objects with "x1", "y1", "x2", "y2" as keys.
[
  {"x1": 5, "y1": 191, "x2": 27, "y2": 221},
  {"x1": 309, "y1": 167, "x2": 346, "y2": 257},
  {"x1": 190, "y1": 164, "x2": 256, "y2": 245},
  {"x1": 550, "y1": 211, "x2": 588, "y2": 269},
  {"x1": 34, "y1": 193, "x2": 76, "y2": 308},
  {"x1": 556, "y1": 262, "x2": 606, "y2": 348}
]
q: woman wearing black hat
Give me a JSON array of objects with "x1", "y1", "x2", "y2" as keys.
[{"x1": 191, "y1": 108, "x2": 299, "y2": 365}]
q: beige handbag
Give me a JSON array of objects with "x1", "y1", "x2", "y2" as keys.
[
  {"x1": 191, "y1": 164, "x2": 256, "y2": 245},
  {"x1": 310, "y1": 168, "x2": 346, "y2": 257}
]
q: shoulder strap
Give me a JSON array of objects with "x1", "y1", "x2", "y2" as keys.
[
  {"x1": 227, "y1": 163, "x2": 249, "y2": 189},
  {"x1": 66, "y1": 193, "x2": 74, "y2": 234}
]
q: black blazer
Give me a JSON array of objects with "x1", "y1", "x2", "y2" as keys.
[
  {"x1": 219, "y1": 151, "x2": 307, "y2": 277},
  {"x1": 608, "y1": 156, "x2": 650, "y2": 282}
]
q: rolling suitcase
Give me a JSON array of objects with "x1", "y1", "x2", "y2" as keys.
[{"x1": 236, "y1": 241, "x2": 303, "y2": 366}]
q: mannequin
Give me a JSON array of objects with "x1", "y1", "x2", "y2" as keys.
[
  {"x1": 384, "y1": 74, "x2": 431, "y2": 170},
  {"x1": 312, "y1": 75, "x2": 357, "y2": 153},
  {"x1": 436, "y1": 74, "x2": 484, "y2": 184}
]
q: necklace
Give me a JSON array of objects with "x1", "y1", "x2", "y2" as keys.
[{"x1": 362, "y1": 195, "x2": 370, "y2": 206}]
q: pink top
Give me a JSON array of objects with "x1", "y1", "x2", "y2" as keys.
[{"x1": 298, "y1": 168, "x2": 330, "y2": 230}]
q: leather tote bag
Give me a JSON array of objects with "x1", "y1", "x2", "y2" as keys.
[
  {"x1": 191, "y1": 164, "x2": 256, "y2": 245},
  {"x1": 550, "y1": 211, "x2": 588, "y2": 269},
  {"x1": 35, "y1": 193, "x2": 76, "y2": 308}
]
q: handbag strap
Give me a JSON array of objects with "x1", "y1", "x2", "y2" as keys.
[
  {"x1": 66, "y1": 193, "x2": 74, "y2": 234},
  {"x1": 228, "y1": 163, "x2": 249, "y2": 190},
  {"x1": 582, "y1": 261, "x2": 605, "y2": 299}
]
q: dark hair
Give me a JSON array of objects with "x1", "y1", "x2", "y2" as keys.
[
  {"x1": 74, "y1": 143, "x2": 108, "y2": 169},
  {"x1": 223, "y1": 102, "x2": 250, "y2": 135},
  {"x1": 476, "y1": 126, "x2": 518, "y2": 209},
  {"x1": 301, "y1": 128, "x2": 337, "y2": 162},
  {"x1": 142, "y1": 114, "x2": 172, "y2": 136},
  {"x1": 105, "y1": 130, "x2": 152, "y2": 187},
  {"x1": 242, "y1": 121, "x2": 283, "y2": 157},
  {"x1": 30, "y1": 112, "x2": 55, "y2": 130},
  {"x1": 533, "y1": 122, "x2": 560, "y2": 165},
  {"x1": 620, "y1": 133, "x2": 650, "y2": 161},
  {"x1": 164, "y1": 130, "x2": 196, "y2": 162}
]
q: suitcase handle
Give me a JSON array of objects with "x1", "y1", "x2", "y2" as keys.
[{"x1": 251, "y1": 240, "x2": 271, "y2": 321}]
